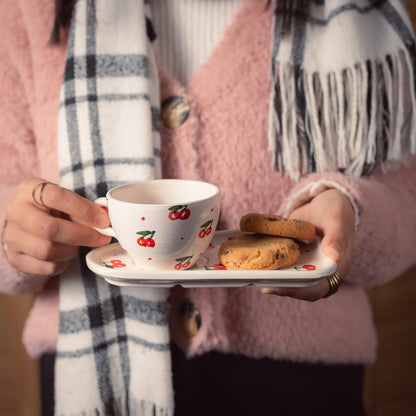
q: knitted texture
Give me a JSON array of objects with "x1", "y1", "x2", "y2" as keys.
[{"x1": 151, "y1": 0, "x2": 242, "y2": 84}]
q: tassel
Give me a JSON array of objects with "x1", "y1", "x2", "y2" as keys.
[{"x1": 269, "y1": 49, "x2": 416, "y2": 179}]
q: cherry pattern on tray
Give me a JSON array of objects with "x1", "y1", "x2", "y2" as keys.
[
  {"x1": 103, "y1": 259, "x2": 127, "y2": 269},
  {"x1": 294, "y1": 264, "x2": 316, "y2": 271},
  {"x1": 204, "y1": 263, "x2": 227, "y2": 271}
]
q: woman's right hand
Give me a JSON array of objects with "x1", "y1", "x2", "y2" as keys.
[{"x1": 3, "y1": 178, "x2": 112, "y2": 277}]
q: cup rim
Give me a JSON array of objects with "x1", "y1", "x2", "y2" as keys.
[{"x1": 106, "y1": 179, "x2": 220, "y2": 206}]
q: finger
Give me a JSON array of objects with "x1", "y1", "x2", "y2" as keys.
[
  {"x1": 319, "y1": 216, "x2": 354, "y2": 277},
  {"x1": 4, "y1": 222, "x2": 79, "y2": 262},
  {"x1": 6, "y1": 249, "x2": 70, "y2": 277},
  {"x1": 261, "y1": 278, "x2": 330, "y2": 302},
  {"x1": 8, "y1": 203, "x2": 111, "y2": 247},
  {"x1": 320, "y1": 222, "x2": 345, "y2": 262},
  {"x1": 289, "y1": 202, "x2": 346, "y2": 263},
  {"x1": 41, "y1": 183, "x2": 110, "y2": 227},
  {"x1": 25, "y1": 179, "x2": 110, "y2": 228}
]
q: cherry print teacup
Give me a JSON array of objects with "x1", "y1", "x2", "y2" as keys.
[{"x1": 94, "y1": 179, "x2": 220, "y2": 271}]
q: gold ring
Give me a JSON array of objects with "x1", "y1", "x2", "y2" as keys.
[
  {"x1": 32, "y1": 182, "x2": 52, "y2": 207},
  {"x1": 323, "y1": 272, "x2": 342, "y2": 298}
]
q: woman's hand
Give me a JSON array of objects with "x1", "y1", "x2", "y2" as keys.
[
  {"x1": 3, "y1": 178, "x2": 111, "y2": 277},
  {"x1": 261, "y1": 188, "x2": 356, "y2": 301}
]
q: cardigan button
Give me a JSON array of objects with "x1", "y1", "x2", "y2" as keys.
[
  {"x1": 179, "y1": 301, "x2": 201, "y2": 337},
  {"x1": 161, "y1": 96, "x2": 190, "y2": 128}
]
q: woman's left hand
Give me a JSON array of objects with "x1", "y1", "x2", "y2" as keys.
[{"x1": 261, "y1": 188, "x2": 356, "y2": 301}]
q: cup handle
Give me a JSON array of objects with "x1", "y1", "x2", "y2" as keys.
[{"x1": 94, "y1": 197, "x2": 116, "y2": 238}]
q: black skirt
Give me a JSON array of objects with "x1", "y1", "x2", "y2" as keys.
[
  {"x1": 41, "y1": 343, "x2": 366, "y2": 416},
  {"x1": 171, "y1": 342, "x2": 366, "y2": 416}
]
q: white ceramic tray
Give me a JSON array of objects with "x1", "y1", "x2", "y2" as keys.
[{"x1": 86, "y1": 230, "x2": 337, "y2": 287}]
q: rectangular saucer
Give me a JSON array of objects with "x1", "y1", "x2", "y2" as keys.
[{"x1": 86, "y1": 230, "x2": 337, "y2": 287}]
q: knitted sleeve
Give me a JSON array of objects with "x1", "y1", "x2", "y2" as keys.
[
  {"x1": 0, "y1": 0, "x2": 49, "y2": 294},
  {"x1": 283, "y1": 156, "x2": 416, "y2": 288}
]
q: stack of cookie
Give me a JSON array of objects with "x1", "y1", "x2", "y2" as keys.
[{"x1": 218, "y1": 213, "x2": 316, "y2": 270}]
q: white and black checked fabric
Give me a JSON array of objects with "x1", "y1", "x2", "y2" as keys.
[
  {"x1": 56, "y1": 0, "x2": 173, "y2": 414},
  {"x1": 269, "y1": 0, "x2": 416, "y2": 179},
  {"x1": 58, "y1": 0, "x2": 162, "y2": 197}
]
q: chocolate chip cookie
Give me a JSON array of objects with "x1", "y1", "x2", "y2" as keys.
[
  {"x1": 218, "y1": 233, "x2": 300, "y2": 270},
  {"x1": 240, "y1": 213, "x2": 316, "y2": 241}
]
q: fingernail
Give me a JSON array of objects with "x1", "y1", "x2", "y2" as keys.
[
  {"x1": 96, "y1": 213, "x2": 110, "y2": 227},
  {"x1": 327, "y1": 241, "x2": 341, "y2": 262}
]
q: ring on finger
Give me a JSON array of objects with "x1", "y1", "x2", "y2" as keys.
[
  {"x1": 323, "y1": 272, "x2": 342, "y2": 298},
  {"x1": 32, "y1": 181, "x2": 53, "y2": 208}
]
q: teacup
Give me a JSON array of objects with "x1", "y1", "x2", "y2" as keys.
[{"x1": 94, "y1": 179, "x2": 220, "y2": 271}]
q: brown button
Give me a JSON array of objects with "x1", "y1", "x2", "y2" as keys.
[
  {"x1": 179, "y1": 301, "x2": 201, "y2": 337},
  {"x1": 161, "y1": 96, "x2": 190, "y2": 128}
]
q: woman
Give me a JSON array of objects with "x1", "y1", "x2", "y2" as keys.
[{"x1": 1, "y1": 0, "x2": 415, "y2": 415}]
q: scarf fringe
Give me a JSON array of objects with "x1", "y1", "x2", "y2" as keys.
[
  {"x1": 57, "y1": 397, "x2": 172, "y2": 416},
  {"x1": 269, "y1": 50, "x2": 416, "y2": 180}
]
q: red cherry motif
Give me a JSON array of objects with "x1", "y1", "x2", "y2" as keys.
[
  {"x1": 303, "y1": 264, "x2": 316, "y2": 271},
  {"x1": 180, "y1": 208, "x2": 191, "y2": 220},
  {"x1": 205, "y1": 263, "x2": 227, "y2": 271},
  {"x1": 111, "y1": 260, "x2": 126, "y2": 268},
  {"x1": 169, "y1": 210, "x2": 180, "y2": 220},
  {"x1": 294, "y1": 264, "x2": 316, "y2": 271},
  {"x1": 199, "y1": 220, "x2": 213, "y2": 238},
  {"x1": 136, "y1": 230, "x2": 156, "y2": 247},
  {"x1": 175, "y1": 255, "x2": 193, "y2": 270},
  {"x1": 138, "y1": 238, "x2": 147, "y2": 247},
  {"x1": 168, "y1": 205, "x2": 191, "y2": 221},
  {"x1": 104, "y1": 259, "x2": 126, "y2": 269}
]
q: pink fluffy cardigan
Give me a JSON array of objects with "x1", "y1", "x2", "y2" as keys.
[{"x1": 1, "y1": 0, "x2": 416, "y2": 364}]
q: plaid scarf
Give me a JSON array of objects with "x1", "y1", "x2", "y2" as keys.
[
  {"x1": 269, "y1": 0, "x2": 416, "y2": 179},
  {"x1": 56, "y1": 0, "x2": 173, "y2": 414}
]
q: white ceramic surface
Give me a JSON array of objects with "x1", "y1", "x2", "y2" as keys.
[
  {"x1": 94, "y1": 179, "x2": 220, "y2": 270},
  {"x1": 86, "y1": 230, "x2": 337, "y2": 287}
]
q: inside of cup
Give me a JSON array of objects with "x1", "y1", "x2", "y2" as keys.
[{"x1": 110, "y1": 179, "x2": 219, "y2": 204}]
